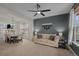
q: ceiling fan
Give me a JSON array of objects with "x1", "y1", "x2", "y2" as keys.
[{"x1": 28, "y1": 4, "x2": 51, "y2": 16}]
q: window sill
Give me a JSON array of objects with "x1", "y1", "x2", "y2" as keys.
[{"x1": 72, "y1": 41, "x2": 79, "y2": 47}]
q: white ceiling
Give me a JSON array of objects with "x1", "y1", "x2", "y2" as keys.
[{"x1": 0, "y1": 3, "x2": 74, "y2": 19}]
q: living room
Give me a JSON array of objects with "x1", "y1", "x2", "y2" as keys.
[{"x1": 0, "y1": 3, "x2": 78, "y2": 56}]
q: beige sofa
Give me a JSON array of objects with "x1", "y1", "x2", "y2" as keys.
[{"x1": 33, "y1": 34, "x2": 60, "y2": 48}]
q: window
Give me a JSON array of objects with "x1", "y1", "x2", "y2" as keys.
[{"x1": 74, "y1": 15, "x2": 79, "y2": 43}]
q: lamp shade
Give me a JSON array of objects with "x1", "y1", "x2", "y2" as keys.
[{"x1": 59, "y1": 32, "x2": 63, "y2": 36}]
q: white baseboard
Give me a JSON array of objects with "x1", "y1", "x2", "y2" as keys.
[{"x1": 66, "y1": 44, "x2": 77, "y2": 56}]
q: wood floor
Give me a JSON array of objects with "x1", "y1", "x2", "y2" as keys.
[{"x1": 0, "y1": 39, "x2": 74, "y2": 56}]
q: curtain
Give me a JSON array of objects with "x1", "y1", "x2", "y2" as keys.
[
  {"x1": 75, "y1": 5, "x2": 79, "y2": 15},
  {"x1": 68, "y1": 9, "x2": 75, "y2": 45}
]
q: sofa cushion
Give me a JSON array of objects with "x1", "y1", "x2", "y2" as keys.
[
  {"x1": 37, "y1": 34, "x2": 42, "y2": 39},
  {"x1": 40, "y1": 34, "x2": 55, "y2": 39},
  {"x1": 42, "y1": 34, "x2": 47, "y2": 39},
  {"x1": 49, "y1": 36, "x2": 55, "y2": 41}
]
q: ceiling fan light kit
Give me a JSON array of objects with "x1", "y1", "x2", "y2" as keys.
[{"x1": 37, "y1": 11, "x2": 41, "y2": 14}]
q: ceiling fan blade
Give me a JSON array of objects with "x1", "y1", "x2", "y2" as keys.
[
  {"x1": 40, "y1": 9, "x2": 51, "y2": 12},
  {"x1": 34, "y1": 13, "x2": 37, "y2": 16},
  {"x1": 28, "y1": 10, "x2": 37, "y2": 12},
  {"x1": 41, "y1": 13, "x2": 45, "y2": 16}
]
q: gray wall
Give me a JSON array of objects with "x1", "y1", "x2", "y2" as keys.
[{"x1": 34, "y1": 14, "x2": 69, "y2": 40}]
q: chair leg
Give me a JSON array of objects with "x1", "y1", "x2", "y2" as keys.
[
  {"x1": 21, "y1": 39, "x2": 23, "y2": 42},
  {"x1": 5, "y1": 39, "x2": 7, "y2": 43},
  {"x1": 9, "y1": 40, "x2": 11, "y2": 44}
]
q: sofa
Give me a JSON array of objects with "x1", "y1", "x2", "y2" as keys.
[{"x1": 33, "y1": 34, "x2": 60, "y2": 48}]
